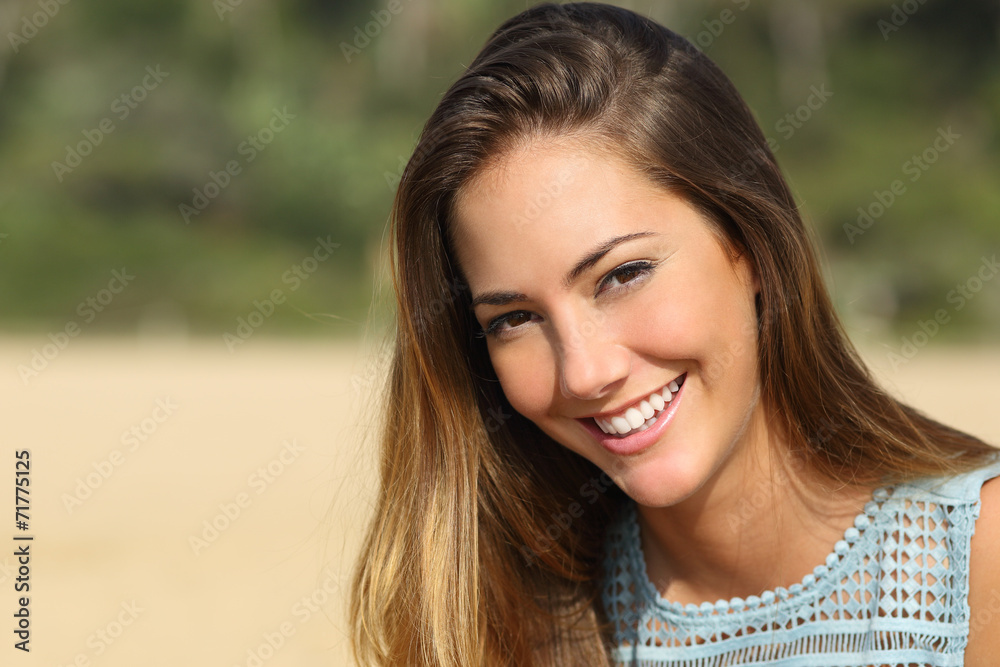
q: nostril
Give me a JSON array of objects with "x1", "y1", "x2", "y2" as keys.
[{"x1": 556, "y1": 326, "x2": 631, "y2": 400}]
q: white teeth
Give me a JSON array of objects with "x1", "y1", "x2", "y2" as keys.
[
  {"x1": 635, "y1": 415, "x2": 658, "y2": 432},
  {"x1": 592, "y1": 375, "x2": 684, "y2": 438},
  {"x1": 624, "y1": 407, "x2": 644, "y2": 429},
  {"x1": 611, "y1": 416, "x2": 630, "y2": 433}
]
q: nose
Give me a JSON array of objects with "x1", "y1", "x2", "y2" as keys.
[{"x1": 557, "y1": 320, "x2": 630, "y2": 400}]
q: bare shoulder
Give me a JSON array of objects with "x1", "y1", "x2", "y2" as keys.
[{"x1": 965, "y1": 473, "x2": 1000, "y2": 665}]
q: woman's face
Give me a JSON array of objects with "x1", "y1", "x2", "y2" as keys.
[{"x1": 451, "y1": 136, "x2": 765, "y2": 508}]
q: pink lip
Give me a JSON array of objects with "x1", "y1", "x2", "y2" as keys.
[{"x1": 576, "y1": 376, "x2": 686, "y2": 456}]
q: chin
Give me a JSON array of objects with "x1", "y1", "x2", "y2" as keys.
[{"x1": 610, "y1": 450, "x2": 715, "y2": 509}]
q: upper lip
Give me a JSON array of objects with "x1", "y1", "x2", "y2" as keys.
[{"x1": 574, "y1": 373, "x2": 684, "y2": 421}]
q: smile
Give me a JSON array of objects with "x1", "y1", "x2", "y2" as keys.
[{"x1": 592, "y1": 374, "x2": 686, "y2": 437}]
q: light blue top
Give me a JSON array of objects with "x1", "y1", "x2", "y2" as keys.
[{"x1": 601, "y1": 454, "x2": 1000, "y2": 666}]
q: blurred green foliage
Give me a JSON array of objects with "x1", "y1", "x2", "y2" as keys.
[{"x1": 0, "y1": 0, "x2": 998, "y2": 343}]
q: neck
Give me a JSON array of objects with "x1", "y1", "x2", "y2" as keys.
[{"x1": 636, "y1": 409, "x2": 872, "y2": 604}]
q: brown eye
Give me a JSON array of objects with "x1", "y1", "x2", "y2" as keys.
[
  {"x1": 615, "y1": 267, "x2": 644, "y2": 283},
  {"x1": 483, "y1": 310, "x2": 538, "y2": 338},
  {"x1": 599, "y1": 260, "x2": 656, "y2": 293},
  {"x1": 506, "y1": 312, "x2": 533, "y2": 327}
]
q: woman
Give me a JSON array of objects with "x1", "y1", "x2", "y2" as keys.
[{"x1": 350, "y1": 3, "x2": 1000, "y2": 665}]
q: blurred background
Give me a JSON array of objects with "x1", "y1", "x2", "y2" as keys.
[
  {"x1": 2, "y1": 0, "x2": 999, "y2": 338},
  {"x1": 1, "y1": 0, "x2": 998, "y2": 665}
]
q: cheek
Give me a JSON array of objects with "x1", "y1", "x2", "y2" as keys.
[
  {"x1": 622, "y1": 276, "x2": 707, "y2": 361},
  {"x1": 627, "y1": 271, "x2": 759, "y2": 386},
  {"x1": 488, "y1": 341, "x2": 556, "y2": 420}
]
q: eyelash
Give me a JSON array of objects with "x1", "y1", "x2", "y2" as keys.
[{"x1": 479, "y1": 260, "x2": 658, "y2": 339}]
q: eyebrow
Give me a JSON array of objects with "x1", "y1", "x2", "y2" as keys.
[{"x1": 469, "y1": 231, "x2": 656, "y2": 309}]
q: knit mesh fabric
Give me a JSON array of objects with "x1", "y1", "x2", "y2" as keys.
[{"x1": 602, "y1": 455, "x2": 1000, "y2": 666}]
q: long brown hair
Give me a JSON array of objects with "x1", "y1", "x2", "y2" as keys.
[{"x1": 349, "y1": 3, "x2": 995, "y2": 665}]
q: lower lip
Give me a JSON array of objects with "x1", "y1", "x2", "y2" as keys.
[{"x1": 577, "y1": 376, "x2": 685, "y2": 456}]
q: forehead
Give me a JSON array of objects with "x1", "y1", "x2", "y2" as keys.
[
  {"x1": 447, "y1": 135, "x2": 746, "y2": 303},
  {"x1": 451, "y1": 136, "x2": 656, "y2": 254},
  {"x1": 455, "y1": 133, "x2": 625, "y2": 208}
]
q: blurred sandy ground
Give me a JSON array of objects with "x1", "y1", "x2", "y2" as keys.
[{"x1": 0, "y1": 335, "x2": 997, "y2": 666}]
